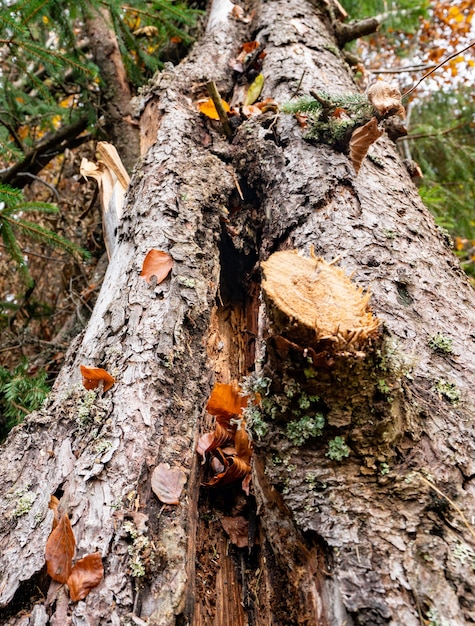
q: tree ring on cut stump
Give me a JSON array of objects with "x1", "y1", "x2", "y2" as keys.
[{"x1": 261, "y1": 250, "x2": 380, "y2": 352}]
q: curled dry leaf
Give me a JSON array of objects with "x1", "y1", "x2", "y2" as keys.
[
  {"x1": 45, "y1": 513, "x2": 76, "y2": 583},
  {"x1": 198, "y1": 98, "x2": 231, "y2": 121},
  {"x1": 234, "y1": 423, "x2": 252, "y2": 465},
  {"x1": 206, "y1": 382, "x2": 247, "y2": 417},
  {"x1": 196, "y1": 432, "x2": 215, "y2": 462},
  {"x1": 349, "y1": 117, "x2": 383, "y2": 174},
  {"x1": 67, "y1": 552, "x2": 104, "y2": 602},
  {"x1": 220, "y1": 516, "x2": 249, "y2": 548},
  {"x1": 151, "y1": 462, "x2": 187, "y2": 505},
  {"x1": 203, "y1": 455, "x2": 250, "y2": 488},
  {"x1": 80, "y1": 365, "x2": 115, "y2": 392},
  {"x1": 140, "y1": 249, "x2": 173, "y2": 284},
  {"x1": 367, "y1": 81, "x2": 405, "y2": 119}
]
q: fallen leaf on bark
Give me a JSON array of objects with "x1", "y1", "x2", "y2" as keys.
[
  {"x1": 140, "y1": 249, "x2": 173, "y2": 283},
  {"x1": 80, "y1": 365, "x2": 115, "y2": 392},
  {"x1": 367, "y1": 81, "x2": 405, "y2": 118},
  {"x1": 49, "y1": 495, "x2": 60, "y2": 529},
  {"x1": 220, "y1": 516, "x2": 249, "y2": 548},
  {"x1": 244, "y1": 73, "x2": 265, "y2": 106},
  {"x1": 45, "y1": 513, "x2": 76, "y2": 583},
  {"x1": 206, "y1": 382, "x2": 247, "y2": 418},
  {"x1": 151, "y1": 463, "x2": 187, "y2": 504},
  {"x1": 349, "y1": 117, "x2": 383, "y2": 174},
  {"x1": 198, "y1": 98, "x2": 231, "y2": 121},
  {"x1": 67, "y1": 552, "x2": 104, "y2": 602}
]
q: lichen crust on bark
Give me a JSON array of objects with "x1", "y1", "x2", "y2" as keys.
[{"x1": 261, "y1": 249, "x2": 380, "y2": 351}]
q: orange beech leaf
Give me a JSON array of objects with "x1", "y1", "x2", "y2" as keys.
[
  {"x1": 140, "y1": 249, "x2": 173, "y2": 284},
  {"x1": 67, "y1": 552, "x2": 103, "y2": 602},
  {"x1": 80, "y1": 365, "x2": 115, "y2": 392},
  {"x1": 45, "y1": 513, "x2": 76, "y2": 583},
  {"x1": 210, "y1": 455, "x2": 226, "y2": 475},
  {"x1": 49, "y1": 495, "x2": 60, "y2": 529},
  {"x1": 349, "y1": 118, "x2": 383, "y2": 174},
  {"x1": 234, "y1": 423, "x2": 252, "y2": 464},
  {"x1": 203, "y1": 455, "x2": 250, "y2": 487},
  {"x1": 220, "y1": 516, "x2": 249, "y2": 548},
  {"x1": 151, "y1": 462, "x2": 187, "y2": 505},
  {"x1": 206, "y1": 383, "x2": 248, "y2": 418},
  {"x1": 198, "y1": 98, "x2": 230, "y2": 121}
]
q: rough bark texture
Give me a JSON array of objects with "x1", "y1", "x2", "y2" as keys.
[{"x1": 1, "y1": 1, "x2": 475, "y2": 625}]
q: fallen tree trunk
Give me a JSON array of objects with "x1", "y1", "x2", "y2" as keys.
[{"x1": 1, "y1": 1, "x2": 475, "y2": 625}]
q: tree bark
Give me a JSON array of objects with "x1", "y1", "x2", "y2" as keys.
[{"x1": 2, "y1": 1, "x2": 475, "y2": 625}]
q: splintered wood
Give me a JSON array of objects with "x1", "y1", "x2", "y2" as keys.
[{"x1": 261, "y1": 250, "x2": 380, "y2": 350}]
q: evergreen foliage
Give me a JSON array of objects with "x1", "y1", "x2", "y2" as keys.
[
  {"x1": 0, "y1": 0, "x2": 200, "y2": 168},
  {"x1": 0, "y1": 183, "x2": 89, "y2": 286},
  {"x1": 339, "y1": 0, "x2": 429, "y2": 36},
  {"x1": 404, "y1": 88, "x2": 475, "y2": 241},
  {"x1": 0, "y1": 359, "x2": 50, "y2": 440}
]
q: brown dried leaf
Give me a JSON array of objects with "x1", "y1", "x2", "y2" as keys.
[
  {"x1": 349, "y1": 118, "x2": 383, "y2": 174},
  {"x1": 196, "y1": 432, "x2": 215, "y2": 462},
  {"x1": 203, "y1": 455, "x2": 250, "y2": 487},
  {"x1": 220, "y1": 516, "x2": 249, "y2": 548},
  {"x1": 367, "y1": 81, "x2": 405, "y2": 119},
  {"x1": 140, "y1": 249, "x2": 173, "y2": 284},
  {"x1": 67, "y1": 552, "x2": 104, "y2": 602},
  {"x1": 151, "y1": 463, "x2": 187, "y2": 505},
  {"x1": 45, "y1": 514, "x2": 76, "y2": 583},
  {"x1": 206, "y1": 383, "x2": 247, "y2": 418},
  {"x1": 234, "y1": 422, "x2": 252, "y2": 464},
  {"x1": 241, "y1": 473, "x2": 252, "y2": 496},
  {"x1": 49, "y1": 495, "x2": 60, "y2": 529},
  {"x1": 80, "y1": 365, "x2": 115, "y2": 392}
]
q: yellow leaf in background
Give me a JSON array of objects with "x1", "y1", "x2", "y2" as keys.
[
  {"x1": 244, "y1": 73, "x2": 264, "y2": 106},
  {"x1": 198, "y1": 98, "x2": 230, "y2": 120},
  {"x1": 42, "y1": 15, "x2": 49, "y2": 24}
]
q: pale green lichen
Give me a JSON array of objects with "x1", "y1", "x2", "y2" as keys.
[
  {"x1": 124, "y1": 520, "x2": 152, "y2": 578},
  {"x1": 326, "y1": 436, "x2": 350, "y2": 462},
  {"x1": 9, "y1": 483, "x2": 37, "y2": 517},
  {"x1": 428, "y1": 332, "x2": 453, "y2": 355},
  {"x1": 433, "y1": 378, "x2": 461, "y2": 404},
  {"x1": 286, "y1": 414, "x2": 325, "y2": 446}
]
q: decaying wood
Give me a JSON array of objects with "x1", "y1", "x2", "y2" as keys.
[{"x1": 1, "y1": 1, "x2": 475, "y2": 625}]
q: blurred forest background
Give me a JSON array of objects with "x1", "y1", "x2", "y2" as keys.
[{"x1": 0, "y1": 0, "x2": 473, "y2": 439}]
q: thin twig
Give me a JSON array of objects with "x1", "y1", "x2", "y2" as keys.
[
  {"x1": 369, "y1": 64, "x2": 436, "y2": 74},
  {"x1": 416, "y1": 473, "x2": 475, "y2": 545},
  {"x1": 206, "y1": 81, "x2": 233, "y2": 141},
  {"x1": 290, "y1": 70, "x2": 306, "y2": 99},
  {"x1": 402, "y1": 40, "x2": 475, "y2": 99},
  {"x1": 15, "y1": 172, "x2": 60, "y2": 200}
]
